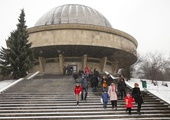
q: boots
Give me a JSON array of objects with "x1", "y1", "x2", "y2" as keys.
[
  {"x1": 137, "y1": 109, "x2": 141, "y2": 115},
  {"x1": 77, "y1": 101, "x2": 79, "y2": 106}
]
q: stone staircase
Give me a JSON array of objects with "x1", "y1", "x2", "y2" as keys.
[{"x1": 0, "y1": 74, "x2": 170, "y2": 120}]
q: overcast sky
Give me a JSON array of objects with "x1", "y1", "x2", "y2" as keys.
[{"x1": 1, "y1": 0, "x2": 170, "y2": 57}]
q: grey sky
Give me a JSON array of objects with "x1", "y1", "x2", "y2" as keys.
[{"x1": 1, "y1": 0, "x2": 170, "y2": 57}]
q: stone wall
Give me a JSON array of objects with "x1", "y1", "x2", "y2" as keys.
[{"x1": 28, "y1": 24, "x2": 137, "y2": 56}]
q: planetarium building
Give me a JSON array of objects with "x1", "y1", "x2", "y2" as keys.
[{"x1": 27, "y1": 4, "x2": 138, "y2": 75}]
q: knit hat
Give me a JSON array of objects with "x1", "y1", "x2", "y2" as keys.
[
  {"x1": 76, "y1": 82, "x2": 80, "y2": 86},
  {"x1": 126, "y1": 93, "x2": 130, "y2": 97},
  {"x1": 103, "y1": 89, "x2": 107, "y2": 92}
]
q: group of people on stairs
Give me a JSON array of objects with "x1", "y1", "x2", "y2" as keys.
[
  {"x1": 101, "y1": 80, "x2": 143, "y2": 115},
  {"x1": 73, "y1": 66, "x2": 144, "y2": 115}
]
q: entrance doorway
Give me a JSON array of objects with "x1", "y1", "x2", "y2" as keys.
[
  {"x1": 72, "y1": 65, "x2": 77, "y2": 73},
  {"x1": 66, "y1": 65, "x2": 77, "y2": 75}
]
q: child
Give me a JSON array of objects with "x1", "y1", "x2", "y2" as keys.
[
  {"x1": 124, "y1": 93, "x2": 134, "y2": 115},
  {"x1": 74, "y1": 83, "x2": 82, "y2": 106},
  {"x1": 101, "y1": 90, "x2": 109, "y2": 109},
  {"x1": 102, "y1": 78, "x2": 107, "y2": 92}
]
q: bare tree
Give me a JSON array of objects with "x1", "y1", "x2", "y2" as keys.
[
  {"x1": 134, "y1": 52, "x2": 167, "y2": 82},
  {"x1": 130, "y1": 52, "x2": 143, "y2": 78},
  {"x1": 163, "y1": 59, "x2": 170, "y2": 81}
]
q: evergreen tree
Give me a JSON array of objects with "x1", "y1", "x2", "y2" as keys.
[
  {"x1": 0, "y1": 47, "x2": 11, "y2": 76},
  {"x1": 0, "y1": 9, "x2": 34, "y2": 79}
]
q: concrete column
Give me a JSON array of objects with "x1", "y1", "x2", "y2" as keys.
[
  {"x1": 111, "y1": 61, "x2": 119, "y2": 75},
  {"x1": 59, "y1": 54, "x2": 64, "y2": 74},
  {"x1": 100, "y1": 57, "x2": 107, "y2": 72},
  {"x1": 38, "y1": 57, "x2": 45, "y2": 72},
  {"x1": 82, "y1": 54, "x2": 87, "y2": 70}
]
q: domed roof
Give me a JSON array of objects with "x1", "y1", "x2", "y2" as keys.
[{"x1": 35, "y1": 4, "x2": 112, "y2": 28}]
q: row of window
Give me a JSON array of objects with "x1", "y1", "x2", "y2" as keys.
[{"x1": 34, "y1": 57, "x2": 112, "y2": 65}]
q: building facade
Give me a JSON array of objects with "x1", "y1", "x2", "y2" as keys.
[{"x1": 27, "y1": 4, "x2": 138, "y2": 75}]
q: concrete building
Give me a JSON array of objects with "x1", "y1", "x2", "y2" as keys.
[{"x1": 27, "y1": 4, "x2": 138, "y2": 75}]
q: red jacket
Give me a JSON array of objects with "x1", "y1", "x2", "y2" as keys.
[
  {"x1": 124, "y1": 96, "x2": 134, "y2": 108},
  {"x1": 84, "y1": 67, "x2": 89, "y2": 74},
  {"x1": 74, "y1": 86, "x2": 82, "y2": 94}
]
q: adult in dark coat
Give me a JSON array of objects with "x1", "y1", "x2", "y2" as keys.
[
  {"x1": 73, "y1": 72, "x2": 79, "y2": 82},
  {"x1": 93, "y1": 68, "x2": 99, "y2": 78},
  {"x1": 63, "y1": 65, "x2": 66, "y2": 75},
  {"x1": 79, "y1": 75, "x2": 88, "y2": 101},
  {"x1": 118, "y1": 77, "x2": 126, "y2": 99},
  {"x1": 91, "y1": 75, "x2": 98, "y2": 92},
  {"x1": 106, "y1": 74, "x2": 113, "y2": 86},
  {"x1": 78, "y1": 69, "x2": 84, "y2": 77},
  {"x1": 132, "y1": 83, "x2": 143, "y2": 115}
]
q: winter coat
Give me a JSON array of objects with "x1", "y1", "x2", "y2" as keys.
[
  {"x1": 132, "y1": 87, "x2": 143, "y2": 104},
  {"x1": 91, "y1": 76, "x2": 98, "y2": 87},
  {"x1": 118, "y1": 81, "x2": 126, "y2": 91},
  {"x1": 84, "y1": 67, "x2": 90, "y2": 74},
  {"x1": 107, "y1": 76, "x2": 113, "y2": 86},
  {"x1": 73, "y1": 73, "x2": 78, "y2": 79},
  {"x1": 94, "y1": 70, "x2": 99, "y2": 78},
  {"x1": 74, "y1": 86, "x2": 82, "y2": 94},
  {"x1": 80, "y1": 77, "x2": 88, "y2": 88},
  {"x1": 108, "y1": 85, "x2": 117, "y2": 101},
  {"x1": 103, "y1": 80, "x2": 107, "y2": 88},
  {"x1": 124, "y1": 96, "x2": 134, "y2": 108},
  {"x1": 102, "y1": 93, "x2": 109, "y2": 102}
]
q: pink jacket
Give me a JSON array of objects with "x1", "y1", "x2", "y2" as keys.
[{"x1": 108, "y1": 85, "x2": 117, "y2": 101}]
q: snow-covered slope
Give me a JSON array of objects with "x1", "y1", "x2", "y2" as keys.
[{"x1": 126, "y1": 78, "x2": 170, "y2": 104}]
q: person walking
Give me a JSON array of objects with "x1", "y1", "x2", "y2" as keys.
[
  {"x1": 84, "y1": 66, "x2": 90, "y2": 77},
  {"x1": 74, "y1": 83, "x2": 82, "y2": 106},
  {"x1": 118, "y1": 77, "x2": 127, "y2": 99},
  {"x1": 101, "y1": 76, "x2": 107, "y2": 91},
  {"x1": 63, "y1": 65, "x2": 66, "y2": 75},
  {"x1": 124, "y1": 93, "x2": 134, "y2": 115},
  {"x1": 91, "y1": 75, "x2": 98, "y2": 92},
  {"x1": 132, "y1": 83, "x2": 143, "y2": 115},
  {"x1": 73, "y1": 72, "x2": 79, "y2": 82},
  {"x1": 106, "y1": 74, "x2": 113, "y2": 86},
  {"x1": 80, "y1": 75, "x2": 88, "y2": 101},
  {"x1": 108, "y1": 82, "x2": 118, "y2": 110},
  {"x1": 101, "y1": 90, "x2": 109, "y2": 110}
]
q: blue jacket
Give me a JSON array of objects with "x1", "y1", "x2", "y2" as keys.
[{"x1": 102, "y1": 92, "x2": 109, "y2": 102}]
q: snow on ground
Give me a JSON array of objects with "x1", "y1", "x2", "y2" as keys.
[
  {"x1": 0, "y1": 80, "x2": 15, "y2": 92},
  {"x1": 0, "y1": 77, "x2": 170, "y2": 105},
  {"x1": 0, "y1": 71, "x2": 39, "y2": 93},
  {"x1": 126, "y1": 78, "x2": 170, "y2": 104}
]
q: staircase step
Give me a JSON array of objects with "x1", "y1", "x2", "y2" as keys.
[
  {"x1": 0, "y1": 74, "x2": 170, "y2": 119},
  {"x1": 0, "y1": 114, "x2": 170, "y2": 119}
]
